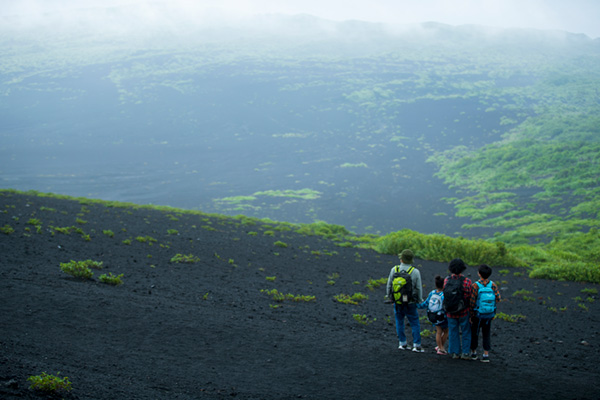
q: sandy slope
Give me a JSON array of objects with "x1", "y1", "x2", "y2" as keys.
[{"x1": 1, "y1": 191, "x2": 599, "y2": 399}]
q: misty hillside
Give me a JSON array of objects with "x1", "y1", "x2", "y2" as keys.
[{"x1": 1, "y1": 10, "x2": 599, "y2": 259}]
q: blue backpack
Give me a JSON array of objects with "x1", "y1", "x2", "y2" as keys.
[{"x1": 475, "y1": 281, "x2": 496, "y2": 319}]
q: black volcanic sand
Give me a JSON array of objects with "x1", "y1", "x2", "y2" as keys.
[{"x1": 1, "y1": 192, "x2": 599, "y2": 399}]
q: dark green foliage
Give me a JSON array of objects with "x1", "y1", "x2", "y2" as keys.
[{"x1": 28, "y1": 372, "x2": 72, "y2": 393}]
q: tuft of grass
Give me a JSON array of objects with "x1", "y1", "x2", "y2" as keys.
[
  {"x1": 581, "y1": 288, "x2": 598, "y2": 295},
  {"x1": 334, "y1": 293, "x2": 369, "y2": 305},
  {"x1": 136, "y1": 236, "x2": 157, "y2": 244},
  {"x1": 274, "y1": 240, "x2": 288, "y2": 248},
  {"x1": 495, "y1": 312, "x2": 526, "y2": 323},
  {"x1": 1, "y1": 224, "x2": 14, "y2": 234},
  {"x1": 260, "y1": 289, "x2": 316, "y2": 302},
  {"x1": 365, "y1": 277, "x2": 387, "y2": 291},
  {"x1": 99, "y1": 272, "x2": 124, "y2": 286},
  {"x1": 60, "y1": 260, "x2": 102, "y2": 279},
  {"x1": 512, "y1": 289, "x2": 535, "y2": 301},
  {"x1": 352, "y1": 314, "x2": 375, "y2": 325},
  {"x1": 28, "y1": 372, "x2": 72, "y2": 393},
  {"x1": 103, "y1": 230, "x2": 115, "y2": 238},
  {"x1": 266, "y1": 276, "x2": 276, "y2": 282},
  {"x1": 170, "y1": 253, "x2": 201, "y2": 263}
]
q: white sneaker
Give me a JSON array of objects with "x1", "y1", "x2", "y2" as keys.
[
  {"x1": 412, "y1": 345, "x2": 425, "y2": 353},
  {"x1": 398, "y1": 343, "x2": 408, "y2": 350}
]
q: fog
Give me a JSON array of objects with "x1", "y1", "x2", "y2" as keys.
[
  {"x1": 1, "y1": 0, "x2": 598, "y2": 237},
  {"x1": 2, "y1": 0, "x2": 599, "y2": 39}
]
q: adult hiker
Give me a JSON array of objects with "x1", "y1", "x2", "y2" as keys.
[{"x1": 386, "y1": 249, "x2": 424, "y2": 352}]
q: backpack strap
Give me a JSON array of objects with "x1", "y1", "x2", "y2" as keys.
[{"x1": 407, "y1": 266, "x2": 414, "y2": 274}]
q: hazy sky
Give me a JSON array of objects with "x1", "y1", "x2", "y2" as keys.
[{"x1": 2, "y1": 0, "x2": 599, "y2": 38}]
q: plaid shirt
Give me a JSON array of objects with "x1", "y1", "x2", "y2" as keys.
[
  {"x1": 444, "y1": 274, "x2": 472, "y2": 318},
  {"x1": 470, "y1": 278, "x2": 501, "y2": 318}
]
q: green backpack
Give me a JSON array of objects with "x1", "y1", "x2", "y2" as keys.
[{"x1": 391, "y1": 266, "x2": 414, "y2": 304}]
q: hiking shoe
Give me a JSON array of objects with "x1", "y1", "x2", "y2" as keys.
[
  {"x1": 481, "y1": 354, "x2": 490, "y2": 363},
  {"x1": 460, "y1": 353, "x2": 471, "y2": 360},
  {"x1": 451, "y1": 353, "x2": 460, "y2": 359},
  {"x1": 412, "y1": 345, "x2": 425, "y2": 353},
  {"x1": 470, "y1": 352, "x2": 478, "y2": 361},
  {"x1": 398, "y1": 344, "x2": 408, "y2": 350}
]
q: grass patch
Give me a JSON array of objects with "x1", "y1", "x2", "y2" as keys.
[
  {"x1": 170, "y1": 254, "x2": 201, "y2": 263},
  {"x1": 334, "y1": 293, "x2": 369, "y2": 305},
  {"x1": 99, "y1": 272, "x2": 124, "y2": 286},
  {"x1": 28, "y1": 372, "x2": 72, "y2": 394},
  {"x1": 260, "y1": 289, "x2": 316, "y2": 302}
]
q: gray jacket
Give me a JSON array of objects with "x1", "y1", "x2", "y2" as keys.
[{"x1": 386, "y1": 262, "x2": 423, "y2": 304}]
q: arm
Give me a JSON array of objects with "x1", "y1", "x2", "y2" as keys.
[
  {"x1": 492, "y1": 282, "x2": 501, "y2": 303},
  {"x1": 385, "y1": 267, "x2": 395, "y2": 299},
  {"x1": 417, "y1": 290, "x2": 432, "y2": 309},
  {"x1": 470, "y1": 282, "x2": 479, "y2": 317},
  {"x1": 413, "y1": 268, "x2": 424, "y2": 303}
]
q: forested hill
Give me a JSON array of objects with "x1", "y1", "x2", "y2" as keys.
[{"x1": 1, "y1": 11, "x2": 599, "y2": 273}]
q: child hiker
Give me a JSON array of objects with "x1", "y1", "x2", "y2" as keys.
[
  {"x1": 418, "y1": 275, "x2": 448, "y2": 355},
  {"x1": 469, "y1": 264, "x2": 501, "y2": 362}
]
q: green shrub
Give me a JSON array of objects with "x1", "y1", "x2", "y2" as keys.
[
  {"x1": 99, "y1": 272, "x2": 124, "y2": 286},
  {"x1": 529, "y1": 260, "x2": 600, "y2": 284},
  {"x1": 365, "y1": 277, "x2": 387, "y2": 291},
  {"x1": 170, "y1": 253, "x2": 200, "y2": 263},
  {"x1": 103, "y1": 230, "x2": 115, "y2": 238},
  {"x1": 136, "y1": 236, "x2": 157, "y2": 244},
  {"x1": 1, "y1": 224, "x2": 14, "y2": 234},
  {"x1": 334, "y1": 293, "x2": 369, "y2": 305},
  {"x1": 260, "y1": 289, "x2": 316, "y2": 302},
  {"x1": 495, "y1": 312, "x2": 526, "y2": 322},
  {"x1": 376, "y1": 229, "x2": 525, "y2": 267},
  {"x1": 167, "y1": 229, "x2": 179, "y2": 235},
  {"x1": 27, "y1": 218, "x2": 42, "y2": 226},
  {"x1": 274, "y1": 240, "x2": 288, "y2": 248},
  {"x1": 60, "y1": 260, "x2": 102, "y2": 279},
  {"x1": 28, "y1": 372, "x2": 72, "y2": 393},
  {"x1": 352, "y1": 314, "x2": 375, "y2": 325},
  {"x1": 581, "y1": 288, "x2": 599, "y2": 295}
]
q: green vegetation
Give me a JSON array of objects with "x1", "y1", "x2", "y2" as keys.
[
  {"x1": 274, "y1": 240, "x2": 288, "y2": 248},
  {"x1": 136, "y1": 236, "x2": 157, "y2": 244},
  {"x1": 327, "y1": 272, "x2": 340, "y2": 286},
  {"x1": 260, "y1": 289, "x2": 316, "y2": 303},
  {"x1": 1, "y1": 224, "x2": 14, "y2": 234},
  {"x1": 352, "y1": 314, "x2": 375, "y2": 325},
  {"x1": 3, "y1": 186, "x2": 600, "y2": 284},
  {"x1": 103, "y1": 229, "x2": 115, "y2": 238},
  {"x1": 512, "y1": 289, "x2": 535, "y2": 302},
  {"x1": 365, "y1": 277, "x2": 387, "y2": 291},
  {"x1": 99, "y1": 272, "x2": 124, "y2": 286},
  {"x1": 495, "y1": 312, "x2": 526, "y2": 323},
  {"x1": 334, "y1": 293, "x2": 369, "y2": 305},
  {"x1": 376, "y1": 229, "x2": 521, "y2": 267},
  {"x1": 170, "y1": 254, "x2": 201, "y2": 263},
  {"x1": 60, "y1": 260, "x2": 103, "y2": 279},
  {"x1": 28, "y1": 372, "x2": 72, "y2": 393}
]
